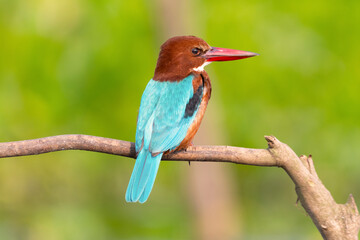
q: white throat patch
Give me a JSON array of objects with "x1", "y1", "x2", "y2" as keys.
[{"x1": 192, "y1": 61, "x2": 211, "y2": 72}]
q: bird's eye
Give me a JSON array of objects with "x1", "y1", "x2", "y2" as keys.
[{"x1": 191, "y1": 48, "x2": 201, "y2": 56}]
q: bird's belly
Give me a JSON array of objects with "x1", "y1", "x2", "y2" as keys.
[{"x1": 176, "y1": 109, "x2": 205, "y2": 150}]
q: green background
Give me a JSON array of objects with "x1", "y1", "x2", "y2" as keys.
[{"x1": 0, "y1": 0, "x2": 359, "y2": 239}]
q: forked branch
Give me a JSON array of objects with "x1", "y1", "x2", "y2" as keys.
[{"x1": 0, "y1": 134, "x2": 359, "y2": 239}]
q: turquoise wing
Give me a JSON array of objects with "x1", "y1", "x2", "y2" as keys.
[
  {"x1": 136, "y1": 74, "x2": 201, "y2": 153},
  {"x1": 127, "y1": 74, "x2": 202, "y2": 203},
  {"x1": 150, "y1": 75, "x2": 201, "y2": 152}
]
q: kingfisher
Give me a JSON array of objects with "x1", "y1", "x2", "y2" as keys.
[{"x1": 126, "y1": 36, "x2": 258, "y2": 203}]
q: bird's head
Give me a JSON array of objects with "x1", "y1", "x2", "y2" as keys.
[{"x1": 153, "y1": 36, "x2": 258, "y2": 81}]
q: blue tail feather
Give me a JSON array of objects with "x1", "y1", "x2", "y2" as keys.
[
  {"x1": 125, "y1": 150, "x2": 146, "y2": 202},
  {"x1": 139, "y1": 153, "x2": 162, "y2": 203},
  {"x1": 126, "y1": 149, "x2": 163, "y2": 203}
]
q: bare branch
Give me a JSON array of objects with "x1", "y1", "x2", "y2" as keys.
[
  {"x1": 0, "y1": 134, "x2": 274, "y2": 165},
  {"x1": 0, "y1": 134, "x2": 359, "y2": 239}
]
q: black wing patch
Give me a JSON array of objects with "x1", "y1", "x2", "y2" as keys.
[{"x1": 184, "y1": 85, "x2": 203, "y2": 118}]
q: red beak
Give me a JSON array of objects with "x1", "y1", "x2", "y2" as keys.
[{"x1": 203, "y1": 47, "x2": 259, "y2": 62}]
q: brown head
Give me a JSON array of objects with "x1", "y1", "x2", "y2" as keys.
[{"x1": 153, "y1": 36, "x2": 258, "y2": 81}]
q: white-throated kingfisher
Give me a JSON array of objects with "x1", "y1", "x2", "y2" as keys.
[{"x1": 126, "y1": 36, "x2": 258, "y2": 203}]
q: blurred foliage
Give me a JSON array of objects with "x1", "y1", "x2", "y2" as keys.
[{"x1": 0, "y1": 0, "x2": 359, "y2": 239}]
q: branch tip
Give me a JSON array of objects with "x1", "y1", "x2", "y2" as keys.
[
  {"x1": 264, "y1": 135, "x2": 277, "y2": 148},
  {"x1": 346, "y1": 194, "x2": 359, "y2": 214},
  {"x1": 299, "y1": 155, "x2": 308, "y2": 164},
  {"x1": 299, "y1": 155, "x2": 312, "y2": 171}
]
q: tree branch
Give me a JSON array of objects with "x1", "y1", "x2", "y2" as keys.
[{"x1": 0, "y1": 134, "x2": 359, "y2": 239}]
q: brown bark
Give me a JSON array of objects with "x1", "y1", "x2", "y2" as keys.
[{"x1": 0, "y1": 134, "x2": 359, "y2": 239}]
